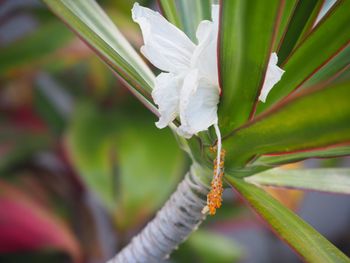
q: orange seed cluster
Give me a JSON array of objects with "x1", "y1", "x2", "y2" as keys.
[{"x1": 207, "y1": 146, "x2": 226, "y2": 215}]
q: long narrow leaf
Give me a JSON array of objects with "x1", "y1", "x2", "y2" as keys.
[
  {"x1": 157, "y1": 0, "x2": 183, "y2": 29},
  {"x1": 223, "y1": 81, "x2": 350, "y2": 170},
  {"x1": 257, "y1": 0, "x2": 350, "y2": 113},
  {"x1": 277, "y1": 0, "x2": 324, "y2": 64},
  {"x1": 218, "y1": 0, "x2": 282, "y2": 134},
  {"x1": 245, "y1": 168, "x2": 350, "y2": 194},
  {"x1": 176, "y1": 0, "x2": 211, "y2": 41},
  {"x1": 336, "y1": 66, "x2": 350, "y2": 83},
  {"x1": 272, "y1": 1, "x2": 298, "y2": 52},
  {"x1": 294, "y1": 0, "x2": 325, "y2": 46},
  {"x1": 255, "y1": 145, "x2": 350, "y2": 166},
  {"x1": 43, "y1": 0, "x2": 156, "y2": 111},
  {"x1": 300, "y1": 44, "x2": 350, "y2": 89},
  {"x1": 227, "y1": 177, "x2": 350, "y2": 263}
]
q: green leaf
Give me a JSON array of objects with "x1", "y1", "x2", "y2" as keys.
[
  {"x1": 245, "y1": 168, "x2": 350, "y2": 194},
  {"x1": 43, "y1": 0, "x2": 156, "y2": 111},
  {"x1": 185, "y1": 230, "x2": 243, "y2": 263},
  {"x1": 300, "y1": 44, "x2": 350, "y2": 89},
  {"x1": 218, "y1": 0, "x2": 282, "y2": 134},
  {"x1": 176, "y1": 0, "x2": 211, "y2": 41},
  {"x1": 223, "y1": 81, "x2": 350, "y2": 170},
  {"x1": 66, "y1": 102, "x2": 116, "y2": 209},
  {"x1": 66, "y1": 101, "x2": 185, "y2": 228},
  {"x1": 158, "y1": 0, "x2": 183, "y2": 29},
  {"x1": 258, "y1": 0, "x2": 350, "y2": 113},
  {"x1": 272, "y1": 1, "x2": 298, "y2": 51},
  {"x1": 226, "y1": 176, "x2": 350, "y2": 263},
  {"x1": 115, "y1": 120, "x2": 185, "y2": 228},
  {"x1": 336, "y1": 65, "x2": 350, "y2": 82},
  {"x1": 241, "y1": 145, "x2": 350, "y2": 177},
  {"x1": 277, "y1": 0, "x2": 324, "y2": 64},
  {"x1": 255, "y1": 145, "x2": 350, "y2": 166},
  {"x1": 0, "y1": 22, "x2": 73, "y2": 75},
  {"x1": 293, "y1": 0, "x2": 325, "y2": 46}
]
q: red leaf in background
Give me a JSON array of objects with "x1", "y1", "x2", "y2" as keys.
[
  {"x1": 0, "y1": 181, "x2": 82, "y2": 263},
  {"x1": 9, "y1": 107, "x2": 47, "y2": 132}
]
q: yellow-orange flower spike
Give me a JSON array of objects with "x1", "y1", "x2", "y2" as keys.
[{"x1": 206, "y1": 147, "x2": 225, "y2": 215}]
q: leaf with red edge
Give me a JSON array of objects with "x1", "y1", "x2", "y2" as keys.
[
  {"x1": 255, "y1": 145, "x2": 350, "y2": 167},
  {"x1": 272, "y1": 1, "x2": 298, "y2": 52},
  {"x1": 300, "y1": 44, "x2": 350, "y2": 89},
  {"x1": 245, "y1": 168, "x2": 350, "y2": 194},
  {"x1": 42, "y1": 0, "x2": 157, "y2": 114},
  {"x1": 218, "y1": 0, "x2": 282, "y2": 135},
  {"x1": 226, "y1": 176, "x2": 350, "y2": 262},
  {"x1": 257, "y1": 0, "x2": 350, "y2": 113},
  {"x1": 276, "y1": 0, "x2": 324, "y2": 64},
  {"x1": 223, "y1": 81, "x2": 350, "y2": 171}
]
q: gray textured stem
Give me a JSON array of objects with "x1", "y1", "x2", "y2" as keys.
[{"x1": 107, "y1": 165, "x2": 210, "y2": 263}]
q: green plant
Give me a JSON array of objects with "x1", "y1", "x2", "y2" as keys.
[{"x1": 42, "y1": 0, "x2": 350, "y2": 262}]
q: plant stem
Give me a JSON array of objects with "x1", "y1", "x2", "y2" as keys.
[{"x1": 107, "y1": 164, "x2": 210, "y2": 263}]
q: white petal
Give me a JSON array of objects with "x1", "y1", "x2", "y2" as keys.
[
  {"x1": 152, "y1": 73, "x2": 182, "y2": 129},
  {"x1": 177, "y1": 70, "x2": 219, "y2": 138},
  {"x1": 132, "y1": 3, "x2": 195, "y2": 73},
  {"x1": 196, "y1": 4, "x2": 219, "y2": 44},
  {"x1": 191, "y1": 5, "x2": 219, "y2": 85},
  {"x1": 259, "y1": 52, "x2": 285, "y2": 102}
]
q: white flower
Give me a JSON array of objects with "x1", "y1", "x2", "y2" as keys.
[
  {"x1": 132, "y1": 3, "x2": 285, "y2": 202},
  {"x1": 259, "y1": 52, "x2": 285, "y2": 102},
  {"x1": 132, "y1": 3, "x2": 220, "y2": 138},
  {"x1": 132, "y1": 3, "x2": 284, "y2": 138}
]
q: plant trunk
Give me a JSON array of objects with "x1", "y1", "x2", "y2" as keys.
[{"x1": 107, "y1": 165, "x2": 210, "y2": 263}]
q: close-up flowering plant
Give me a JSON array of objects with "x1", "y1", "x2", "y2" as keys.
[
  {"x1": 43, "y1": 0, "x2": 350, "y2": 262},
  {"x1": 131, "y1": 2, "x2": 285, "y2": 217},
  {"x1": 1, "y1": 0, "x2": 350, "y2": 262},
  {"x1": 132, "y1": 3, "x2": 284, "y2": 139}
]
